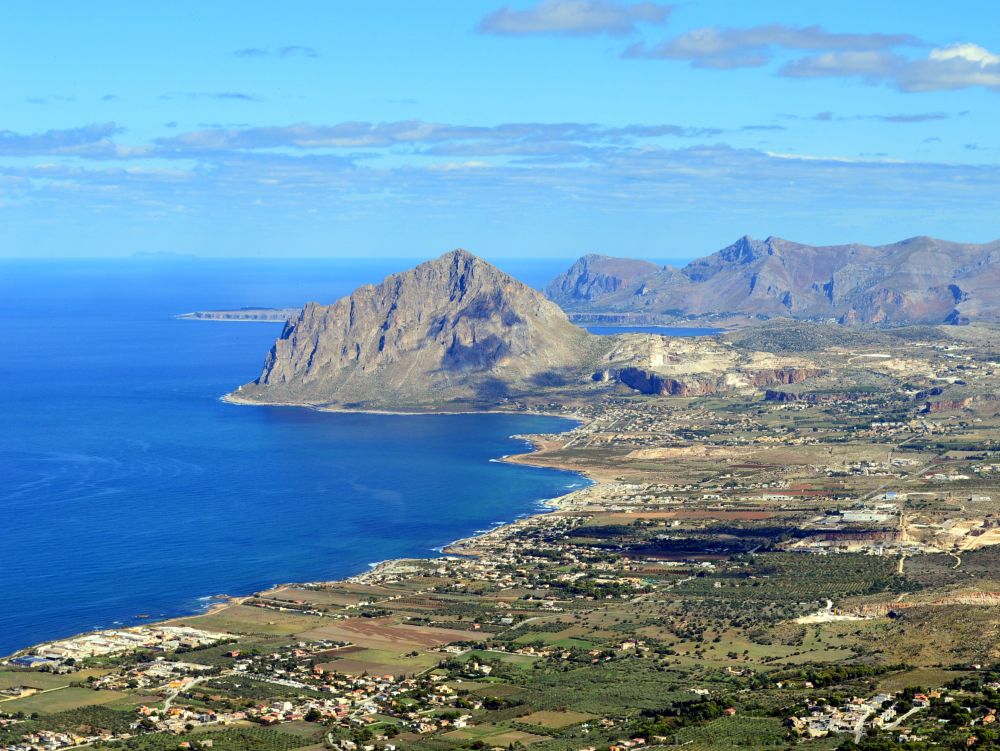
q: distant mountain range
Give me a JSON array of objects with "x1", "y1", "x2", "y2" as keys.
[{"x1": 546, "y1": 235, "x2": 1000, "y2": 326}]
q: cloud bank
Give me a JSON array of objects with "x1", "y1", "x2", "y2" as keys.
[
  {"x1": 625, "y1": 24, "x2": 921, "y2": 69},
  {"x1": 621, "y1": 22, "x2": 999, "y2": 94},
  {"x1": 782, "y1": 43, "x2": 1000, "y2": 92}
]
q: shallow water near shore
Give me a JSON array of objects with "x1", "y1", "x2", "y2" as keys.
[{"x1": 0, "y1": 258, "x2": 584, "y2": 656}]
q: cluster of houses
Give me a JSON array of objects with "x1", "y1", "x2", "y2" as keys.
[
  {"x1": 5, "y1": 727, "x2": 131, "y2": 751},
  {"x1": 789, "y1": 693, "x2": 901, "y2": 738},
  {"x1": 134, "y1": 670, "x2": 478, "y2": 738},
  {"x1": 785, "y1": 690, "x2": 993, "y2": 740},
  {"x1": 94, "y1": 657, "x2": 217, "y2": 691},
  {"x1": 7, "y1": 626, "x2": 231, "y2": 667}
]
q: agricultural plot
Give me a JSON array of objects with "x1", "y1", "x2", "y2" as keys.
[
  {"x1": 0, "y1": 670, "x2": 75, "y2": 691},
  {"x1": 877, "y1": 667, "x2": 970, "y2": 693},
  {"x1": 300, "y1": 616, "x2": 481, "y2": 650},
  {"x1": 171, "y1": 604, "x2": 326, "y2": 635},
  {"x1": 319, "y1": 646, "x2": 441, "y2": 677},
  {"x1": 671, "y1": 715, "x2": 787, "y2": 750},
  {"x1": 516, "y1": 662, "x2": 693, "y2": 715},
  {"x1": 1, "y1": 686, "x2": 125, "y2": 714},
  {"x1": 91, "y1": 726, "x2": 321, "y2": 750},
  {"x1": 517, "y1": 710, "x2": 595, "y2": 728},
  {"x1": 444, "y1": 726, "x2": 546, "y2": 746}
]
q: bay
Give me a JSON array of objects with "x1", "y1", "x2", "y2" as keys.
[{"x1": 0, "y1": 258, "x2": 583, "y2": 656}]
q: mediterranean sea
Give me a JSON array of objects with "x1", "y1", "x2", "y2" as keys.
[{"x1": 0, "y1": 258, "x2": 588, "y2": 657}]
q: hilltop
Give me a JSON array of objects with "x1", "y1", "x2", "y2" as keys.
[{"x1": 228, "y1": 249, "x2": 606, "y2": 410}]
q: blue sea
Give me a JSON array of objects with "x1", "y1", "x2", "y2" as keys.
[{"x1": 0, "y1": 257, "x2": 592, "y2": 657}]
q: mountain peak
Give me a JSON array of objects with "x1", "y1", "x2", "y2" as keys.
[
  {"x1": 230, "y1": 250, "x2": 599, "y2": 410},
  {"x1": 717, "y1": 235, "x2": 770, "y2": 264},
  {"x1": 437, "y1": 247, "x2": 478, "y2": 264},
  {"x1": 546, "y1": 254, "x2": 661, "y2": 306}
]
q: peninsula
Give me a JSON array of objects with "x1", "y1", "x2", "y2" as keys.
[{"x1": 177, "y1": 307, "x2": 301, "y2": 322}]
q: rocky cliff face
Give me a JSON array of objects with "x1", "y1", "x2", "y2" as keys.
[
  {"x1": 229, "y1": 250, "x2": 604, "y2": 410},
  {"x1": 599, "y1": 366, "x2": 826, "y2": 397},
  {"x1": 545, "y1": 254, "x2": 663, "y2": 303},
  {"x1": 548, "y1": 235, "x2": 1000, "y2": 326}
]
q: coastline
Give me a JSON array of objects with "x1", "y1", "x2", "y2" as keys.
[
  {"x1": 221, "y1": 390, "x2": 588, "y2": 421},
  {"x1": 4, "y1": 405, "x2": 598, "y2": 660}
]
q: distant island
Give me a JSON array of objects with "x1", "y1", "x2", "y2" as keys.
[{"x1": 177, "y1": 307, "x2": 301, "y2": 322}]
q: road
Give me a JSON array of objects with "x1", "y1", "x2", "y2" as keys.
[
  {"x1": 883, "y1": 705, "x2": 924, "y2": 730},
  {"x1": 163, "y1": 675, "x2": 209, "y2": 710},
  {"x1": 854, "y1": 709, "x2": 876, "y2": 743}
]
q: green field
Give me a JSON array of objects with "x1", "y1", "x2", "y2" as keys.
[
  {"x1": 518, "y1": 710, "x2": 595, "y2": 728},
  {"x1": 171, "y1": 604, "x2": 326, "y2": 635},
  {"x1": 0, "y1": 670, "x2": 74, "y2": 691},
  {"x1": 672, "y1": 715, "x2": 787, "y2": 750},
  {"x1": 1, "y1": 686, "x2": 125, "y2": 714}
]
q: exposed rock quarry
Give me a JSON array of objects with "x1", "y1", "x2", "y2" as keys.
[
  {"x1": 228, "y1": 250, "x2": 605, "y2": 410},
  {"x1": 591, "y1": 334, "x2": 826, "y2": 397},
  {"x1": 548, "y1": 235, "x2": 1000, "y2": 326}
]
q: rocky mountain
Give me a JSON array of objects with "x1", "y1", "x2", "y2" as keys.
[
  {"x1": 547, "y1": 235, "x2": 1000, "y2": 326},
  {"x1": 228, "y1": 250, "x2": 605, "y2": 410},
  {"x1": 546, "y1": 255, "x2": 662, "y2": 304}
]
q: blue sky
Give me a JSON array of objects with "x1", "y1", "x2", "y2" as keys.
[{"x1": 1, "y1": 0, "x2": 998, "y2": 259}]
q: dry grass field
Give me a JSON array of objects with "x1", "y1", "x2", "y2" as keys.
[
  {"x1": 517, "y1": 709, "x2": 595, "y2": 728},
  {"x1": 300, "y1": 617, "x2": 481, "y2": 650}
]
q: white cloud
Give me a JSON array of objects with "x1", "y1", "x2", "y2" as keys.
[
  {"x1": 930, "y1": 43, "x2": 1000, "y2": 66},
  {"x1": 781, "y1": 43, "x2": 1000, "y2": 92}
]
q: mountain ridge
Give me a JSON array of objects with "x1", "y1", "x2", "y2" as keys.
[{"x1": 546, "y1": 235, "x2": 1000, "y2": 326}]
